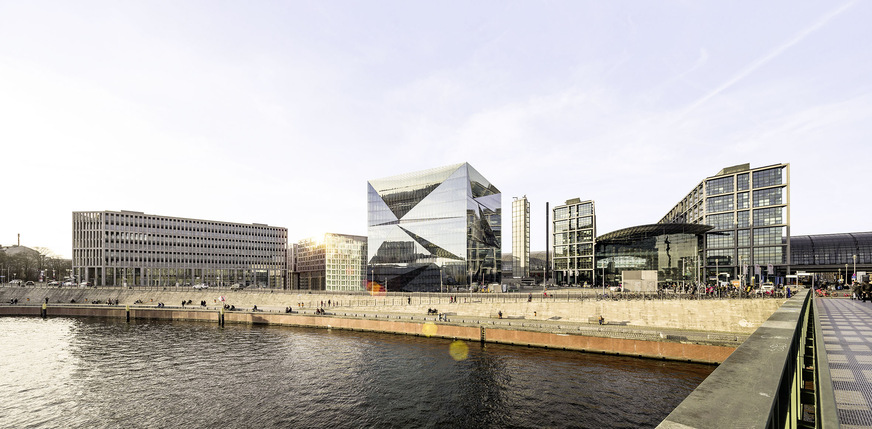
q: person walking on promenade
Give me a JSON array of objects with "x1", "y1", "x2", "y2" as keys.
[{"x1": 599, "y1": 315, "x2": 604, "y2": 325}]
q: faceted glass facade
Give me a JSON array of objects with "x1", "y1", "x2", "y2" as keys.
[
  {"x1": 552, "y1": 199, "x2": 596, "y2": 286},
  {"x1": 367, "y1": 163, "x2": 501, "y2": 292},
  {"x1": 512, "y1": 196, "x2": 530, "y2": 278},
  {"x1": 659, "y1": 163, "x2": 790, "y2": 285}
]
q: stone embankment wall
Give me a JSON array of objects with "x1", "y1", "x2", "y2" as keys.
[
  {"x1": 0, "y1": 287, "x2": 785, "y2": 334},
  {"x1": 0, "y1": 304, "x2": 735, "y2": 364}
]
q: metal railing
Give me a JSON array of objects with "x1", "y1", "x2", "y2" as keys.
[{"x1": 658, "y1": 290, "x2": 839, "y2": 428}]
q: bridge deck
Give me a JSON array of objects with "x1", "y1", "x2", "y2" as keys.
[{"x1": 819, "y1": 298, "x2": 872, "y2": 428}]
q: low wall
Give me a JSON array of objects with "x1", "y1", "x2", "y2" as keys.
[
  {"x1": 0, "y1": 304, "x2": 734, "y2": 363},
  {"x1": 0, "y1": 287, "x2": 786, "y2": 334}
]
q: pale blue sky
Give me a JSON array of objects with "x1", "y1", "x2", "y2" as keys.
[{"x1": 1, "y1": 1, "x2": 869, "y2": 259}]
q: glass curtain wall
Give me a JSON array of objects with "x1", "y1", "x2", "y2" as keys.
[{"x1": 367, "y1": 163, "x2": 501, "y2": 292}]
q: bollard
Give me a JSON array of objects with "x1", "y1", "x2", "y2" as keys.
[
  {"x1": 126, "y1": 305, "x2": 130, "y2": 322},
  {"x1": 41, "y1": 302, "x2": 47, "y2": 318},
  {"x1": 219, "y1": 307, "x2": 225, "y2": 327}
]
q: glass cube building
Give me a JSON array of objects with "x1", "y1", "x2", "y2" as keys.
[{"x1": 367, "y1": 163, "x2": 501, "y2": 292}]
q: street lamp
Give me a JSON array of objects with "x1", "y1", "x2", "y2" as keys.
[{"x1": 854, "y1": 254, "x2": 858, "y2": 283}]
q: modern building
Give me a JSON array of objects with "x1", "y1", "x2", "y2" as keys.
[
  {"x1": 790, "y1": 232, "x2": 872, "y2": 283},
  {"x1": 292, "y1": 233, "x2": 367, "y2": 291},
  {"x1": 512, "y1": 195, "x2": 530, "y2": 279},
  {"x1": 659, "y1": 163, "x2": 790, "y2": 285},
  {"x1": 595, "y1": 223, "x2": 710, "y2": 287},
  {"x1": 72, "y1": 210, "x2": 287, "y2": 288},
  {"x1": 552, "y1": 199, "x2": 596, "y2": 286},
  {"x1": 367, "y1": 162, "x2": 501, "y2": 292}
]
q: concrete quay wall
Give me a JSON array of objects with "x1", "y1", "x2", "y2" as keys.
[
  {"x1": 0, "y1": 287, "x2": 785, "y2": 334},
  {"x1": 0, "y1": 304, "x2": 734, "y2": 363}
]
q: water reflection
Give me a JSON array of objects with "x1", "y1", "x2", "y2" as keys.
[{"x1": 0, "y1": 317, "x2": 712, "y2": 428}]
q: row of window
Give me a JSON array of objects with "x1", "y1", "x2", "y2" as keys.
[
  {"x1": 706, "y1": 167, "x2": 784, "y2": 197},
  {"x1": 705, "y1": 188, "x2": 785, "y2": 213},
  {"x1": 706, "y1": 246, "x2": 786, "y2": 266},
  {"x1": 706, "y1": 227, "x2": 788, "y2": 248},
  {"x1": 706, "y1": 207, "x2": 786, "y2": 230}
]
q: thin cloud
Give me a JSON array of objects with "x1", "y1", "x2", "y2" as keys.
[{"x1": 681, "y1": 1, "x2": 856, "y2": 118}]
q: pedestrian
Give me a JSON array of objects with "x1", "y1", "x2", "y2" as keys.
[{"x1": 598, "y1": 315, "x2": 604, "y2": 325}]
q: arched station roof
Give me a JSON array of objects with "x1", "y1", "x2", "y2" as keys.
[{"x1": 597, "y1": 223, "x2": 713, "y2": 244}]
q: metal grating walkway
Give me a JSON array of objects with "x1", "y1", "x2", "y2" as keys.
[{"x1": 818, "y1": 298, "x2": 872, "y2": 428}]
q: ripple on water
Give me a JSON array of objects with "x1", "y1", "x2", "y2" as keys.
[{"x1": 0, "y1": 317, "x2": 713, "y2": 428}]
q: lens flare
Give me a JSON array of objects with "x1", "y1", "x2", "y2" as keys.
[
  {"x1": 422, "y1": 322, "x2": 437, "y2": 337},
  {"x1": 449, "y1": 341, "x2": 469, "y2": 361},
  {"x1": 366, "y1": 281, "x2": 387, "y2": 296}
]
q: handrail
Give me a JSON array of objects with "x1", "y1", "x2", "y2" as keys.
[{"x1": 658, "y1": 290, "x2": 815, "y2": 428}]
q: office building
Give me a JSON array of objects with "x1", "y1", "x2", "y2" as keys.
[
  {"x1": 659, "y1": 163, "x2": 790, "y2": 285},
  {"x1": 367, "y1": 162, "x2": 501, "y2": 292},
  {"x1": 552, "y1": 199, "x2": 596, "y2": 285},
  {"x1": 512, "y1": 196, "x2": 530, "y2": 279},
  {"x1": 293, "y1": 233, "x2": 367, "y2": 291},
  {"x1": 72, "y1": 210, "x2": 287, "y2": 288}
]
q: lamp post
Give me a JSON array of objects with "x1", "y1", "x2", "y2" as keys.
[
  {"x1": 847, "y1": 263, "x2": 850, "y2": 285},
  {"x1": 854, "y1": 254, "x2": 858, "y2": 283}
]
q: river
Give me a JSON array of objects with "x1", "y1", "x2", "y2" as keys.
[{"x1": 0, "y1": 316, "x2": 712, "y2": 428}]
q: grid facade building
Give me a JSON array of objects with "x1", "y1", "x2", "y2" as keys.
[
  {"x1": 72, "y1": 210, "x2": 287, "y2": 288},
  {"x1": 552, "y1": 199, "x2": 596, "y2": 286},
  {"x1": 367, "y1": 163, "x2": 501, "y2": 292},
  {"x1": 293, "y1": 233, "x2": 367, "y2": 291},
  {"x1": 659, "y1": 163, "x2": 790, "y2": 284},
  {"x1": 512, "y1": 196, "x2": 530, "y2": 278}
]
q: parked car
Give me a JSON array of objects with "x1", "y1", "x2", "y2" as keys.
[
  {"x1": 79, "y1": 281, "x2": 91, "y2": 288},
  {"x1": 63, "y1": 281, "x2": 74, "y2": 287},
  {"x1": 230, "y1": 283, "x2": 246, "y2": 291},
  {"x1": 48, "y1": 280, "x2": 60, "y2": 286},
  {"x1": 25, "y1": 281, "x2": 35, "y2": 286},
  {"x1": 192, "y1": 283, "x2": 209, "y2": 289},
  {"x1": 10, "y1": 279, "x2": 23, "y2": 286}
]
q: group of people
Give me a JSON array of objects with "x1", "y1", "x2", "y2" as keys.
[
  {"x1": 314, "y1": 308, "x2": 327, "y2": 315},
  {"x1": 223, "y1": 304, "x2": 237, "y2": 311},
  {"x1": 852, "y1": 282, "x2": 872, "y2": 301}
]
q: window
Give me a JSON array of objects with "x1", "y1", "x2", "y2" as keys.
[
  {"x1": 737, "y1": 192, "x2": 749, "y2": 209},
  {"x1": 753, "y1": 207, "x2": 785, "y2": 226},
  {"x1": 705, "y1": 213, "x2": 733, "y2": 230},
  {"x1": 707, "y1": 249, "x2": 734, "y2": 266},
  {"x1": 707, "y1": 231, "x2": 734, "y2": 248},
  {"x1": 753, "y1": 167, "x2": 783, "y2": 188},
  {"x1": 754, "y1": 227, "x2": 786, "y2": 246},
  {"x1": 754, "y1": 247, "x2": 785, "y2": 265},
  {"x1": 753, "y1": 188, "x2": 783, "y2": 207},
  {"x1": 706, "y1": 177, "x2": 734, "y2": 196},
  {"x1": 706, "y1": 195, "x2": 734, "y2": 213},
  {"x1": 737, "y1": 211, "x2": 750, "y2": 227},
  {"x1": 738, "y1": 229, "x2": 750, "y2": 247},
  {"x1": 737, "y1": 173, "x2": 749, "y2": 191}
]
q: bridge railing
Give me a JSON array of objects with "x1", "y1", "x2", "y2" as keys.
[{"x1": 658, "y1": 289, "x2": 839, "y2": 429}]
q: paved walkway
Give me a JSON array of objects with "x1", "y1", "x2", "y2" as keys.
[{"x1": 818, "y1": 298, "x2": 872, "y2": 428}]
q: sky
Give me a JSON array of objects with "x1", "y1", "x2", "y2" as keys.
[{"x1": 1, "y1": 1, "x2": 870, "y2": 259}]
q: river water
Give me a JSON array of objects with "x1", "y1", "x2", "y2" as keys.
[{"x1": 0, "y1": 316, "x2": 713, "y2": 428}]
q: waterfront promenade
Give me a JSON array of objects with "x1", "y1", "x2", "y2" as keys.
[{"x1": 0, "y1": 284, "x2": 790, "y2": 364}]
